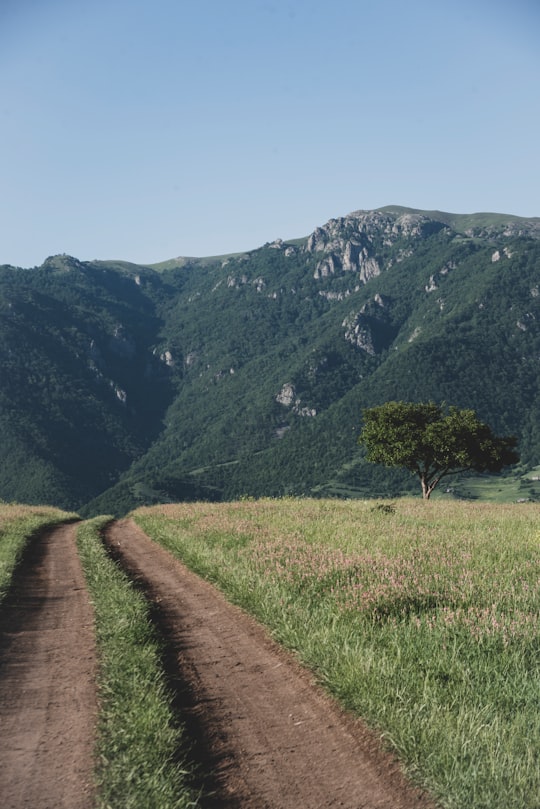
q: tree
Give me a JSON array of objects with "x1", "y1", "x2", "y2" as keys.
[{"x1": 358, "y1": 401, "x2": 519, "y2": 499}]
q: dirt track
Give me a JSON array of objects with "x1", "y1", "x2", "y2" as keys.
[
  {"x1": 0, "y1": 523, "x2": 97, "y2": 809},
  {"x1": 0, "y1": 518, "x2": 437, "y2": 809},
  {"x1": 104, "y1": 519, "x2": 436, "y2": 809}
]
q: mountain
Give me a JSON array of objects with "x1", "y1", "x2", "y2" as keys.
[{"x1": 1, "y1": 206, "x2": 539, "y2": 514}]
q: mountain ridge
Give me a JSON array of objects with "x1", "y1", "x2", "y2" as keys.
[
  {"x1": 15, "y1": 206, "x2": 539, "y2": 272},
  {"x1": 1, "y1": 205, "x2": 539, "y2": 513}
]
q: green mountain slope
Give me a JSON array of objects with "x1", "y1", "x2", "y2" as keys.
[
  {"x1": 0, "y1": 255, "x2": 174, "y2": 508},
  {"x1": 1, "y1": 208, "x2": 539, "y2": 513}
]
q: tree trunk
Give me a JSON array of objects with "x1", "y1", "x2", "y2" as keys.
[{"x1": 420, "y1": 476, "x2": 434, "y2": 499}]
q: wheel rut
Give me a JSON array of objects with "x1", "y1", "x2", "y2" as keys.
[
  {"x1": 0, "y1": 522, "x2": 97, "y2": 809},
  {"x1": 104, "y1": 518, "x2": 437, "y2": 809}
]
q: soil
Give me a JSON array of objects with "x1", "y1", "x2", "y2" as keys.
[
  {"x1": 0, "y1": 522, "x2": 97, "y2": 809},
  {"x1": 0, "y1": 517, "x2": 438, "y2": 809},
  {"x1": 104, "y1": 519, "x2": 437, "y2": 809}
]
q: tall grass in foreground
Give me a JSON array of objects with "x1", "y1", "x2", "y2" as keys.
[
  {"x1": 133, "y1": 498, "x2": 540, "y2": 809},
  {"x1": 76, "y1": 517, "x2": 199, "y2": 809},
  {"x1": 0, "y1": 503, "x2": 75, "y2": 603}
]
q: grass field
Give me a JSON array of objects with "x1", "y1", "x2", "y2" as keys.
[
  {"x1": 442, "y1": 465, "x2": 540, "y2": 503},
  {"x1": 76, "y1": 517, "x2": 199, "y2": 809},
  {"x1": 0, "y1": 503, "x2": 76, "y2": 603},
  {"x1": 133, "y1": 497, "x2": 540, "y2": 809}
]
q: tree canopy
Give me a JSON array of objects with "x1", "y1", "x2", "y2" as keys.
[{"x1": 358, "y1": 401, "x2": 519, "y2": 499}]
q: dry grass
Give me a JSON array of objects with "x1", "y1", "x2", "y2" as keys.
[
  {"x1": 0, "y1": 503, "x2": 76, "y2": 602},
  {"x1": 134, "y1": 497, "x2": 540, "y2": 809}
]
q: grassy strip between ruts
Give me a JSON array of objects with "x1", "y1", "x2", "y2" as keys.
[
  {"x1": 76, "y1": 517, "x2": 199, "y2": 809},
  {"x1": 133, "y1": 497, "x2": 540, "y2": 809},
  {"x1": 0, "y1": 503, "x2": 77, "y2": 604}
]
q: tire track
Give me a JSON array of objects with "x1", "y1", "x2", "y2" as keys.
[
  {"x1": 104, "y1": 519, "x2": 436, "y2": 809},
  {"x1": 0, "y1": 523, "x2": 97, "y2": 809}
]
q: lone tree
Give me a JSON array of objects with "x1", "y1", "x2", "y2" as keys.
[{"x1": 358, "y1": 401, "x2": 519, "y2": 499}]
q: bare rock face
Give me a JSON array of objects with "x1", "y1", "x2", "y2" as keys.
[
  {"x1": 305, "y1": 210, "x2": 438, "y2": 286},
  {"x1": 305, "y1": 210, "x2": 439, "y2": 257},
  {"x1": 312, "y1": 243, "x2": 381, "y2": 282},
  {"x1": 425, "y1": 275, "x2": 438, "y2": 292},
  {"x1": 306, "y1": 226, "x2": 329, "y2": 253},
  {"x1": 342, "y1": 293, "x2": 389, "y2": 354},
  {"x1": 313, "y1": 256, "x2": 338, "y2": 279},
  {"x1": 160, "y1": 350, "x2": 175, "y2": 367},
  {"x1": 342, "y1": 314, "x2": 376, "y2": 354},
  {"x1": 359, "y1": 255, "x2": 381, "y2": 283},
  {"x1": 341, "y1": 240, "x2": 357, "y2": 272},
  {"x1": 275, "y1": 383, "x2": 316, "y2": 416},
  {"x1": 113, "y1": 384, "x2": 127, "y2": 404},
  {"x1": 276, "y1": 383, "x2": 296, "y2": 407}
]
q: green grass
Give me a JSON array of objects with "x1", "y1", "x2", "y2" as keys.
[
  {"x1": 0, "y1": 503, "x2": 76, "y2": 604},
  {"x1": 378, "y1": 205, "x2": 540, "y2": 232},
  {"x1": 439, "y1": 466, "x2": 540, "y2": 503},
  {"x1": 149, "y1": 251, "x2": 247, "y2": 271},
  {"x1": 133, "y1": 497, "x2": 540, "y2": 809},
  {"x1": 76, "y1": 517, "x2": 199, "y2": 809}
]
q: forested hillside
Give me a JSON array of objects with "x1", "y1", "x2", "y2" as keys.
[{"x1": 1, "y1": 207, "x2": 539, "y2": 514}]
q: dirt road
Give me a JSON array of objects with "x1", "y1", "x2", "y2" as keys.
[
  {"x1": 0, "y1": 518, "x2": 436, "y2": 808},
  {"x1": 105, "y1": 519, "x2": 436, "y2": 809},
  {"x1": 0, "y1": 522, "x2": 97, "y2": 809}
]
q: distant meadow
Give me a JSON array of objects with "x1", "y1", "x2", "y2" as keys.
[
  {"x1": 134, "y1": 497, "x2": 540, "y2": 809},
  {"x1": 0, "y1": 504, "x2": 75, "y2": 603}
]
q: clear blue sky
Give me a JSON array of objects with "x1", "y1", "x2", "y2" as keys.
[{"x1": 1, "y1": 0, "x2": 539, "y2": 267}]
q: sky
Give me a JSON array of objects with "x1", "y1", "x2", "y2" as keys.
[{"x1": 1, "y1": 0, "x2": 539, "y2": 267}]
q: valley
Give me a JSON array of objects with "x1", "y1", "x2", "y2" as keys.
[{"x1": 1, "y1": 206, "x2": 539, "y2": 512}]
